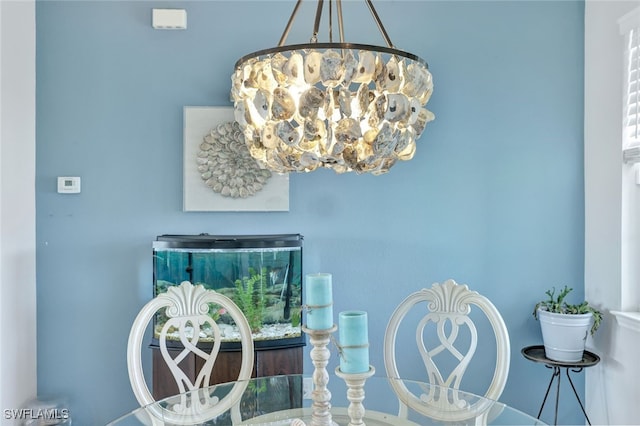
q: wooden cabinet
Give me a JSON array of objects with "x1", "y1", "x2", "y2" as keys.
[{"x1": 152, "y1": 345, "x2": 304, "y2": 400}]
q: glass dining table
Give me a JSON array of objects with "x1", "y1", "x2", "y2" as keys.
[{"x1": 107, "y1": 374, "x2": 545, "y2": 425}]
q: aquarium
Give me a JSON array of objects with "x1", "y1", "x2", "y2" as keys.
[{"x1": 152, "y1": 234, "x2": 304, "y2": 349}]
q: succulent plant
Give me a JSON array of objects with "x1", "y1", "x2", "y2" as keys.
[{"x1": 533, "y1": 285, "x2": 603, "y2": 335}]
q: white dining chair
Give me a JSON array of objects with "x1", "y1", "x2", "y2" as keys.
[
  {"x1": 127, "y1": 280, "x2": 254, "y2": 425},
  {"x1": 383, "y1": 278, "x2": 510, "y2": 424}
]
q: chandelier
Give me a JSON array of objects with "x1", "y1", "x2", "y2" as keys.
[{"x1": 230, "y1": 0, "x2": 434, "y2": 175}]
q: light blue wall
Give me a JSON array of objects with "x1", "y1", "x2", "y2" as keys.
[{"x1": 35, "y1": 1, "x2": 585, "y2": 424}]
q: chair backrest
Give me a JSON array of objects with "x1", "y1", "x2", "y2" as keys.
[
  {"x1": 127, "y1": 281, "x2": 254, "y2": 425},
  {"x1": 383, "y1": 279, "x2": 510, "y2": 422}
]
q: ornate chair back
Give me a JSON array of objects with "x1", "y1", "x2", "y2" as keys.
[
  {"x1": 383, "y1": 279, "x2": 510, "y2": 423},
  {"x1": 127, "y1": 281, "x2": 254, "y2": 425}
]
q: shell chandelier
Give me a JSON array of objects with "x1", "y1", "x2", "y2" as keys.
[{"x1": 230, "y1": 0, "x2": 434, "y2": 175}]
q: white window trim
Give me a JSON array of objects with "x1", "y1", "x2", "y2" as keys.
[
  {"x1": 611, "y1": 311, "x2": 640, "y2": 332},
  {"x1": 617, "y1": 6, "x2": 640, "y2": 330}
]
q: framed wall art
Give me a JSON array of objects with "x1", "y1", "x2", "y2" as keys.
[{"x1": 183, "y1": 106, "x2": 289, "y2": 212}]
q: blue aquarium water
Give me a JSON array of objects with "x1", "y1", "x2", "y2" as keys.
[{"x1": 152, "y1": 234, "x2": 304, "y2": 349}]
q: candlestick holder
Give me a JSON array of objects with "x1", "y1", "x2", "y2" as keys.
[
  {"x1": 302, "y1": 325, "x2": 338, "y2": 426},
  {"x1": 335, "y1": 366, "x2": 376, "y2": 426}
]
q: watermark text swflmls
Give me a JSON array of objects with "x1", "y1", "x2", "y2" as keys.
[{"x1": 3, "y1": 408, "x2": 70, "y2": 420}]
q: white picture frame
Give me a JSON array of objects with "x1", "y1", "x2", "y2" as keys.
[{"x1": 183, "y1": 106, "x2": 289, "y2": 212}]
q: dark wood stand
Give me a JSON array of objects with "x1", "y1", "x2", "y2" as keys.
[{"x1": 152, "y1": 344, "x2": 304, "y2": 400}]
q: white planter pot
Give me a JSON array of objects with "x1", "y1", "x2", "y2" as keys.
[{"x1": 538, "y1": 309, "x2": 593, "y2": 362}]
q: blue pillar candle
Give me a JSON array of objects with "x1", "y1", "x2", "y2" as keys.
[
  {"x1": 305, "y1": 273, "x2": 333, "y2": 330},
  {"x1": 338, "y1": 311, "x2": 370, "y2": 373}
]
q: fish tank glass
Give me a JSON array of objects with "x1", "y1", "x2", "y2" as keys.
[{"x1": 152, "y1": 234, "x2": 304, "y2": 349}]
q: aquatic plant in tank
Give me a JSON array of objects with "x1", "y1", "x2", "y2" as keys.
[{"x1": 152, "y1": 234, "x2": 304, "y2": 349}]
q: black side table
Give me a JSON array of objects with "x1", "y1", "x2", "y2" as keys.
[{"x1": 521, "y1": 345, "x2": 600, "y2": 426}]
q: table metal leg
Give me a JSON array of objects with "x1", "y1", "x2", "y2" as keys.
[
  {"x1": 566, "y1": 367, "x2": 591, "y2": 426},
  {"x1": 538, "y1": 366, "x2": 561, "y2": 425},
  {"x1": 554, "y1": 367, "x2": 561, "y2": 426},
  {"x1": 538, "y1": 365, "x2": 592, "y2": 426}
]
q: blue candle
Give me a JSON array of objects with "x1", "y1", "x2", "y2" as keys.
[
  {"x1": 305, "y1": 273, "x2": 333, "y2": 330},
  {"x1": 338, "y1": 311, "x2": 369, "y2": 373}
]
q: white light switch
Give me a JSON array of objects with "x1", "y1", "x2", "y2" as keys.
[
  {"x1": 152, "y1": 9, "x2": 187, "y2": 29},
  {"x1": 57, "y1": 177, "x2": 81, "y2": 194}
]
